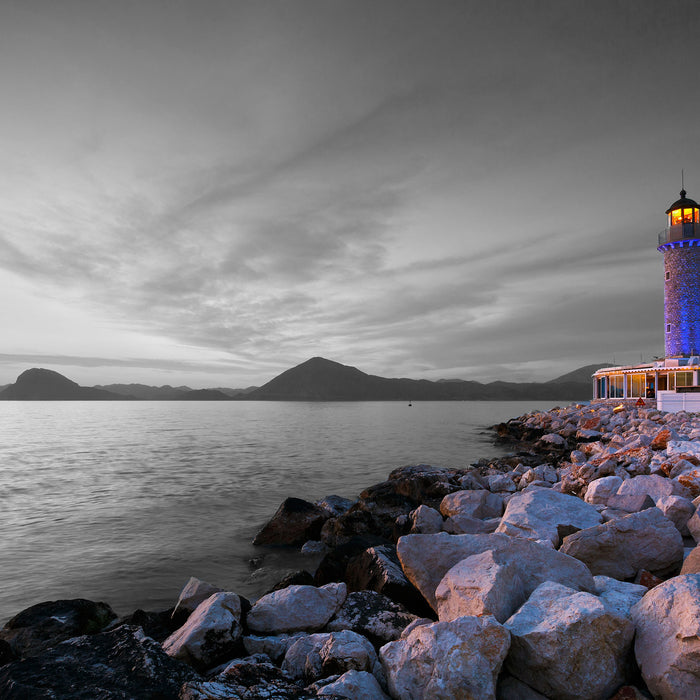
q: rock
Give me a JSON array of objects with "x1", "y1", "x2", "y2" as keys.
[
  {"x1": 655, "y1": 494, "x2": 695, "y2": 535},
  {"x1": 617, "y1": 473, "x2": 689, "y2": 500},
  {"x1": 584, "y1": 475, "x2": 623, "y2": 505},
  {"x1": 592, "y1": 576, "x2": 647, "y2": 619},
  {"x1": 497, "y1": 674, "x2": 549, "y2": 699},
  {"x1": 559, "y1": 507, "x2": 684, "y2": 579},
  {"x1": 247, "y1": 583, "x2": 347, "y2": 634},
  {"x1": 162, "y1": 592, "x2": 243, "y2": 671},
  {"x1": 315, "y1": 669, "x2": 390, "y2": 699},
  {"x1": 253, "y1": 497, "x2": 330, "y2": 546},
  {"x1": 541, "y1": 432, "x2": 567, "y2": 445},
  {"x1": 282, "y1": 629, "x2": 379, "y2": 682},
  {"x1": 440, "y1": 489, "x2": 503, "y2": 519},
  {"x1": 631, "y1": 574, "x2": 700, "y2": 699},
  {"x1": 114, "y1": 607, "x2": 183, "y2": 644},
  {"x1": 435, "y1": 550, "x2": 525, "y2": 623},
  {"x1": 667, "y1": 440, "x2": 700, "y2": 458},
  {"x1": 326, "y1": 590, "x2": 418, "y2": 647},
  {"x1": 301, "y1": 540, "x2": 330, "y2": 555},
  {"x1": 379, "y1": 615, "x2": 510, "y2": 700},
  {"x1": 172, "y1": 577, "x2": 224, "y2": 619},
  {"x1": 397, "y1": 532, "x2": 594, "y2": 613},
  {"x1": 442, "y1": 514, "x2": 501, "y2": 535},
  {"x1": 316, "y1": 495, "x2": 355, "y2": 517},
  {"x1": 687, "y1": 508, "x2": 700, "y2": 543},
  {"x1": 344, "y1": 544, "x2": 431, "y2": 617},
  {"x1": 504, "y1": 581, "x2": 634, "y2": 700},
  {"x1": 181, "y1": 658, "x2": 316, "y2": 699},
  {"x1": 242, "y1": 632, "x2": 306, "y2": 663},
  {"x1": 487, "y1": 473, "x2": 517, "y2": 492},
  {"x1": 0, "y1": 640, "x2": 16, "y2": 666},
  {"x1": 681, "y1": 545, "x2": 700, "y2": 574},
  {"x1": 314, "y1": 535, "x2": 389, "y2": 586},
  {"x1": 265, "y1": 569, "x2": 316, "y2": 594},
  {"x1": 495, "y1": 487, "x2": 603, "y2": 547},
  {"x1": 0, "y1": 598, "x2": 117, "y2": 659},
  {"x1": 0, "y1": 624, "x2": 199, "y2": 698},
  {"x1": 409, "y1": 504, "x2": 443, "y2": 534},
  {"x1": 650, "y1": 428, "x2": 677, "y2": 450},
  {"x1": 605, "y1": 493, "x2": 656, "y2": 513}
]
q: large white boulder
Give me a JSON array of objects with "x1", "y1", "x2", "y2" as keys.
[
  {"x1": 617, "y1": 473, "x2": 687, "y2": 500},
  {"x1": 559, "y1": 507, "x2": 684, "y2": 579},
  {"x1": 584, "y1": 476, "x2": 623, "y2": 506},
  {"x1": 435, "y1": 550, "x2": 525, "y2": 623},
  {"x1": 246, "y1": 583, "x2": 346, "y2": 634},
  {"x1": 171, "y1": 577, "x2": 224, "y2": 618},
  {"x1": 316, "y1": 669, "x2": 390, "y2": 699},
  {"x1": 440, "y1": 489, "x2": 503, "y2": 519},
  {"x1": 409, "y1": 505, "x2": 443, "y2": 534},
  {"x1": 655, "y1": 494, "x2": 695, "y2": 536},
  {"x1": 397, "y1": 532, "x2": 594, "y2": 612},
  {"x1": 162, "y1": 592, "x2": 242, "y2": 670},
  {"x1": 379, "y1": 615, "x2": 510, "y2": 700},
  {"x1": 504, "y1": 581, "x2": 634, "y2": 700},
  {"x1": 631, "y1": 574, "x2": 700, "y2": 699},
  {"x1": 495, "y1": 487, "x2": 602, "y2": 547}
]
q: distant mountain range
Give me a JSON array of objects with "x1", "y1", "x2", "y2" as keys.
[{"x1": 0, "y1": 358, "x2": 605, "y2": 401}]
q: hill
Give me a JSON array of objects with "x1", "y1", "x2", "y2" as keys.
[
  {"x1": 244, "y1": 357, "x2": 596, "y2": 401},
  {"x1": 0, "y1": 369, "x2": 128, "y2": 400}
]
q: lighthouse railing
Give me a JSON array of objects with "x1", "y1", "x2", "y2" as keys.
[{"x1": 658, "y1": 223, "x2": 699, "y2": 245}]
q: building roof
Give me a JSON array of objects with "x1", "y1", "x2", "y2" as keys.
[{"x1": 666, "y1": 189, "x2": 700, "y2": 214}]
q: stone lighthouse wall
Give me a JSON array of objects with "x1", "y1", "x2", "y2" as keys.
[{"x1": 663, "y1": 243, "x2": 700, "y2": 356}]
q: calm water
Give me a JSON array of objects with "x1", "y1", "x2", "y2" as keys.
[{"x1": 0, "y1": 400, "x2": 563, "y2": 624}]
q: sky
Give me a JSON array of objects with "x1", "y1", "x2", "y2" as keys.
[{"x1": 2, "y1": 0, "x2": 700, "y2": 389}]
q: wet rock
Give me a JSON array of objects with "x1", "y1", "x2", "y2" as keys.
[
  {"x1": 379, "y1": 615, "x2": 510, "y2": 700},
  {"x1": 559, "y1": 507, "x2": 684, "y2": 579},
  {"x1": 265, "y1": 569, "x2": 316, "y2": 594},
  {"x1": 435, "y1": 550, "x2": 525, "y2": 623},
  {"x1": 253, "y1": 497, "x2": 330, "y2": 546},
  {"x1": 316, "y1": 495, "x2": 355, "y2": 518},
  {"x1": 631, "y1": 573, "x2": 700, "y2": 699},
  {"x1": 504, "y1": 581, "x2": 634, "y2": 700},
  {"x1": 0, "y1": 624, "x2": 199, "y2": 699},
  {"x1": 495, "y1": 487, "x2": 603, "y2": 547},
  {"x1": 247, "y1": 583, "x2": 347, "y2": 634},
  {"x1": 397, "y1": 532, "x2": 594, "y2": 612},
  {"x1": 326, "y1": 590, "x2": 418, "y2": 647},
  {"x1": 114, "y1": 607, "x2": 182, "y2": 644},
  {"x1": 314, "y1": 535, "x2": 389, "y2": 586},
  {"x1": 162, "y1": 591, "x2": 243, "y2": 671},
  {"x1": 0, "y1": 598, "x2": 117, "y2": 659}
]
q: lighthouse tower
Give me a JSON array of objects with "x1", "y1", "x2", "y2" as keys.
[{"x1": 658, "y1": 189, "x2": 700, "y2": 357}]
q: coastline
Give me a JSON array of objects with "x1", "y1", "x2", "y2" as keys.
[{"x1": 2, "y1": 400, "x2": 700, "y2": 698}]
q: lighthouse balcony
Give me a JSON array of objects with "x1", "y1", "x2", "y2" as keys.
[{"x1": 658, "y1": 222, "x2": 700, "y2": 246}]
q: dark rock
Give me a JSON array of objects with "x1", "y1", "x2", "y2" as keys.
[
  {"x1": 265, "y1": 570, "x2": 316, "y2": 595},
  {"x1": 0, "y1": 598, "x2": 117, "y2": 659},
  {"x1": 325, "y1": 590, "x2": 418, "y2": 647},
  {"x1": 0, "y1": 640, "x2": 16, "y2": 666},
  {"x1": 314, "y1": 536, "x2": 389, "y2": 586},
  {"x1": 0, "y1": 624, "x2": 199, "y2": 699},
  {"x1": 320, "y1": 509, "x2": 381, "y2": 547},
  {"x1": 316, "y1": 495, "x2": 355, "y2": 517},
  {"x1": 181, "y1": 659, "x2": 320, "y2": 699},
  {"x1": 346, "y1": 544, "x2": 434, "y2": 618},
  {"x1": 111, "y1": 607, "x2": 184, "y2": 644},
  {"x1": 253, "y1": 497, "x2": 330, "y2": 547}
]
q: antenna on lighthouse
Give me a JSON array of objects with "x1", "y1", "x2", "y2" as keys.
[{"x1": 682, "y1": 169, "x2": 685, "y2": 190}]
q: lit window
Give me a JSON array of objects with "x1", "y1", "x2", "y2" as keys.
[{"x1": 677, "y1": 371, "x2": 694, "y2": 387}]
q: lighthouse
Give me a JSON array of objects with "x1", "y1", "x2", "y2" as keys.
[
  {"x1": 658, "y1": 189, "x2": 700, "y2": 357},
  {"x1": 593, "y1": 187, "x2": 700, "y2": 411}
]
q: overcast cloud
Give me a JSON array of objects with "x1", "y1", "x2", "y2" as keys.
[{"x1": 1, "y1": 0, "x2": 698, "y2": 388}]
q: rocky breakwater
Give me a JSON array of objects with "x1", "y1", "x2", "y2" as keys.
[{"x1": 2, "y1": 402, "x2": 700, "y2": 698}]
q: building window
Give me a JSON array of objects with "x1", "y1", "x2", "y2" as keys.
[
  {"x1": 609, "y1": 374, "x2": 624, "y2": 398},
  {"x1": 667, "y1": 324, "x2": 672, "y2": 333},
  {"x1": 666, "y1": 271, "x2": 670, "y2": 280},
  {"x1": 627, "y1": 374, "x2": 645, "y2": 398},
  {"x1": 676, "y1": 371, "x2": 693, "y2": 387}
]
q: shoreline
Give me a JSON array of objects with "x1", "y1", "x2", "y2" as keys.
[{"x1": 2, "y1": 400, "x2": 700, "y2": 698}]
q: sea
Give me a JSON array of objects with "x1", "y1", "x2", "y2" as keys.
[{"x1": 0, "y1": 399, "x2": 567, "y2": 624}]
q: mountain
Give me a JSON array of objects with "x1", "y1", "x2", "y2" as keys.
[
  {"x1": 244, "y1": 357, "x2": 596, "y2": 401},
  {"x1": 95, "y1": 383, "x2": 192, "y2": 400},
  {"x1": 547, "y1": 364, "x2": 614, "y2": 384},
  {"x1": 0, "y1": 368, "x2": 128, "y2": 400}
]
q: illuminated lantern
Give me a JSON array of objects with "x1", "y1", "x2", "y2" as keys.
[{"x1": 658, "y1": 189, "x2": 700, "y2": 357}]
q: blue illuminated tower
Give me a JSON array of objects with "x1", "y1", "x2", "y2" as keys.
[{"x1": 658, "y1": 189, "x2": 700, "y2": 357}]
